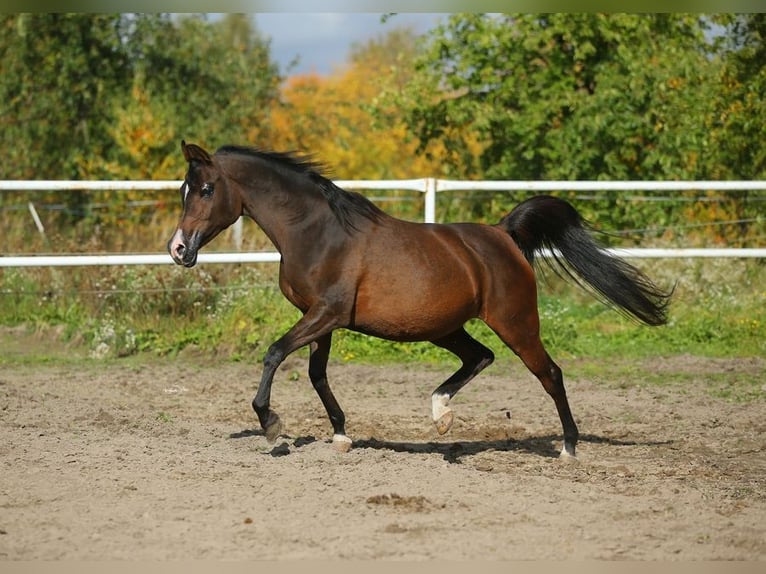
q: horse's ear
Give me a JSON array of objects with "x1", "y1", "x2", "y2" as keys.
[{"x1": 181, "y1": 140, "x2": 212, "y2": 165}]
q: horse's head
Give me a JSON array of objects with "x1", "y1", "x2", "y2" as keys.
[{"x1": 167, "y1": 141, "x2": 242, "y2": 267}]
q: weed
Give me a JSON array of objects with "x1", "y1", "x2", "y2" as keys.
[{"x1": 156, "y1": 411, "x2": 173, "y2": 423}]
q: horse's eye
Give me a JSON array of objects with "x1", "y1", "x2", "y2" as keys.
[{"x1": 201, "y1": 182, "x2": 214, "y2": 197}]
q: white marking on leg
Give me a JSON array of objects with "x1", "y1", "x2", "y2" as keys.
[
  {"x1": 431, "y1": 393, "x2": 451, "y2": 422},
  {"x1": 432, "y1": 392, "x2": 454, "y2": 434}
]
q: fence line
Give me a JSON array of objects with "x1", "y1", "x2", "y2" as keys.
[
  {"x1": 434, "y1": 180, "x2": 766, "y2": 192},
  {"x1": 3, "y1": 247, "x2": 766, "y2": 268},
  {"x1": 1, "y1": 178, "x2": 765, "y2": 266}
]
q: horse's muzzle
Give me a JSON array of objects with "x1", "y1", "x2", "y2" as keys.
[{"x1": 167, "y1": 229, "x2": 199, "y2": 268}]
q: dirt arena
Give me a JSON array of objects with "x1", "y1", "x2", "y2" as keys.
[{"x1": 1, "y1": 331, "x2": 764, "y2": 560}]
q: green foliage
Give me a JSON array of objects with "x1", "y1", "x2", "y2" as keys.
[
  {"x1": 112, "y1": 14, "x2": 278, "y2": 179},
  {"x1": 395, "y1": 14, "x2": 718, "y2": 181},
  {"x1": 0, "y1": 14, "x2": 131, "y2": 180},
  {"x1": 386, "y1": 14, "x2": 766, "y2": 243},
  {"x1": 0, "y1": 13, "x2": 280, "y2": 230},
  {"x1": 707, "y1": 14, "x2": 766, "y2": 179},
  {"x1": 533, "y1": 258, "x2": 766, "y2": 360}
]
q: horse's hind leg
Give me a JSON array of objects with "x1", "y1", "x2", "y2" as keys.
[
  {"x1": 308, "y1": 333, "x2": 351, "y2": 452},
  {"x1": 430, "y1": 328, "x2": 495, "y2": 435},
  {"x1": 486, "y1": 312, "x2": 579, "y2": 458}
]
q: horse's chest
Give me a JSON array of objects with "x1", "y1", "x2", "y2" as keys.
[
  {"x1": 277, "y1": 265, "x2": 312, "y2": 311},
  {"x1": 278, "y1": 261, "x2": 344, "y2": 311}
]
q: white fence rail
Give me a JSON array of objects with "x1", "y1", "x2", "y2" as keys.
[{"x1": 1, "y1": 178, "x2": 765, "y2": 267}]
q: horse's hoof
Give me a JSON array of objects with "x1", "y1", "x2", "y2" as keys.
[
  {"x1": 434, "y1": 410, "x2": 454, "y2": 435},
  {"x1": 264, "y1": 414, "x2": 283, "y2": 443},
  {"x1": 559, "y1": 446, "x2": 578, "y2": 463},
  {"x1": 332, "y1": 434, "x2": 353, "y2": 453}
]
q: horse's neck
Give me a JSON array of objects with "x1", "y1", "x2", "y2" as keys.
[{"x1": 239, "y1": 176, "x2": 337, "y2": 253}]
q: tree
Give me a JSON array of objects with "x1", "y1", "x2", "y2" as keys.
[
  {"x1": 396, "y1": 14, "x2": 718, "y2": 182},
  {"x1": 95, "y1": 14, "x2": 280, "y2": 232},
  {"x1": 109, "y1": 13, "x2": 279, "y2": 180},
  {"x1": 0, "y1": 14, "x2": 131, "y2": 180},
  {"x1": 709, "y1": 14, "x2": 766, "y2": 179},
  {"x1": 261, "y1": 26, "x2": 481, "y2": 182},
  {"x1": 389, "y1": 14, "x2": 730, "y2": 233},
  {"x1": 697, "y1": 14, "x2": 766, "y2": 245},
  {"x1": 0, "y1": 14, "x2": 279, "y2": 182},
  {"x1": 0, "y1": 13, "x2": 280, "y2": 235}
]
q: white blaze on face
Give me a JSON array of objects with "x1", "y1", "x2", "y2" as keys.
[{"x1": 182, "y1": 182, "x2": 190, "y2": 204}]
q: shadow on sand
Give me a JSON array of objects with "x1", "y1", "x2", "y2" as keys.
[{"x1": 230, "y1": 428, "x2": 672, "y2": 462}]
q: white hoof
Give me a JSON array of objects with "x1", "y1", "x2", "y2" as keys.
[
  {"x1": 432, "y1": 393, "x2": 453, "y2": 435},
  {"x1": 332, "y1": 434, "x2": 353, "y2": 453},
  {"x1": 559, "y1": 447, "x2": 578, "y2": 463},
  {"x1": 434, "y1": 410, "x2": 454, "y2": 435}
]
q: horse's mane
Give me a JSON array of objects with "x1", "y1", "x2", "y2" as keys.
[{"x1": 215, "y1": 145, "x2": 384, "y2": 232}]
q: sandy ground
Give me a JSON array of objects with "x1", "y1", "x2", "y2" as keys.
[{"x1": 1, "y1": 331, "x2": 764, "y2": 560}]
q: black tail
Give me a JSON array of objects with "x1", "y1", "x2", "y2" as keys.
[{"x1": 498, "y1": 195, "x2": 672, "y2": 326}]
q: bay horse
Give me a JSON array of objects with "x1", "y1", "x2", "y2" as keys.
[{"x1": 168, "y1": 140, "x2": 671, "y2": 458}]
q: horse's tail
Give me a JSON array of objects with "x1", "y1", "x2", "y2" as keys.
[{"x1": 498, "y1": 195, "x2": 672, "y2": 326}]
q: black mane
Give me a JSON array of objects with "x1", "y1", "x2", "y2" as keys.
[{"x1": 215, "y1": 145, "x2": 384, "y2": 232}]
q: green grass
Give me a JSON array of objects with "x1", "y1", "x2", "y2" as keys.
[
  {"x1": 565, "y1": 356, "x2": 763, "y2": 403},
  {"x1": 1, "y1": 258, "x2": 764, "y2": 367},
  {"x1": 2, "y1": 258, "x2": 762, "y2": 406}
]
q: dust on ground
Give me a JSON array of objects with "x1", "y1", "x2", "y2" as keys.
[{"x1": 1, "y1": 328, "x2": 764, "y2": 560}]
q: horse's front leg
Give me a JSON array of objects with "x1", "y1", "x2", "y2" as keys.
[{"x1": 251, "y1": 304, "x2": 341, "y2": 444}]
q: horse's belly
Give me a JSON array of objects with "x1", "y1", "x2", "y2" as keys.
[{"x1": 352, "y1": 280, "x2": 479, "y2": 342}]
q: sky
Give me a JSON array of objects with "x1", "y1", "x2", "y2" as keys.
[{"x1": 251, "y1": 13, "x2": 445, "y2": 76}]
